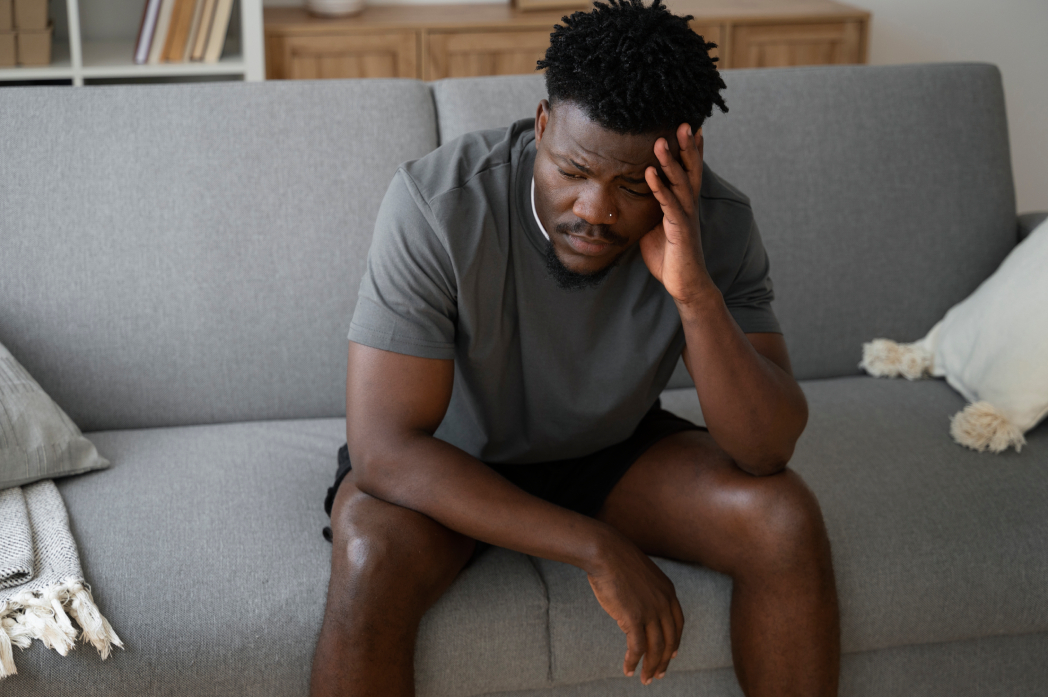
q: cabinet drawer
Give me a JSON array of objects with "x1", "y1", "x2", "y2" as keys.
[
  {"x1": 731, "y1": 21, "x2": 863, "y2": 68},
  {"x1": 270, "y1": 31, "x2": 419, "y2": 80},
  {"x1": 425, "y1": 29, "x2": 552, "y2": 81}
]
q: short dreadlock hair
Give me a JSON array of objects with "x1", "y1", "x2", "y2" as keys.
[{"x1": 536, "y1": 0, "x2": 727, "y2": 135}]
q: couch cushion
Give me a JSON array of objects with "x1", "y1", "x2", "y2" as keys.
[
  {"x1": 537, "y1": 377, "x2": 1048, "y2": 686},
  {"x1": 0, "y1": 79, "x2": 437, "y2": 432},
  {"x1": 1, "y1": 418, "x2": 550, "y2": 697},
  {"x1": 430, "y1": 65, "x2": 1017, "y2": 383}
]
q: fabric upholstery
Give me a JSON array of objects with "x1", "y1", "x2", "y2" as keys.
[
  {"x1": 0, "y1": 79, "x2": 437, "y2": 432},
  {"x1": 0, "y1": 418, "x2": 550, "y2": 697},
  {"x1": 429, "y1": 65, "x2": 1017, "y2": 383},
  {"x1": 541, "y1": 377, "x2": 1048, "y2": 685},
  {"x1": 483, "y1": 632, "x2": 1048, "y2": 697}
]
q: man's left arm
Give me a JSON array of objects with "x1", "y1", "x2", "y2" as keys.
[{"x1": 642, "y1": 123, "x2": 807, "y2": 476}]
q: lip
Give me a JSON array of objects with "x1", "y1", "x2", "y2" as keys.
[{"x1": 562, "y1": 232, "x2": 616, "y2": 257}]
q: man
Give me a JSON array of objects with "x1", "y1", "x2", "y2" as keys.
[{"x1": 312, "y1": 0, "x2": 840, "y2": 695}]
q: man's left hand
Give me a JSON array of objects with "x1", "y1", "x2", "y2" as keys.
[{"x1": 639, "y1": 123, "x2": 714, "y2": 305}]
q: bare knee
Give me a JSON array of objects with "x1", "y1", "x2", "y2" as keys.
[
  {"x1": 326, "y1": 483, "x2": 475, "y2": 619},
  {"x1": 723, "y1": 468, "x2": 832, "y2": 578}
]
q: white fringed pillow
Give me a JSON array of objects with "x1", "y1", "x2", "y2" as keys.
[{"x1": 860, "y1": 218, "x2": 1048, "y2": 453}]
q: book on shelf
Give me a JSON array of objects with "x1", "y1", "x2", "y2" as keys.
[
  {"x1": 162, "y1": 0, "x2": 195, "y2": 62},
  {"x1": 182, "y1": 0, "x2": 207, "y2": 61},
  {"x1": 202, "y1": 0, "x2": 234, "y2": 63},
  {"x1": 137, "y1": 0, "x2": 233, "y2": 64},
  {"x1": 190, "y1": 0, "x2": 217, "y2": 61},
  {"x1": 146, "y1": 0, "x2": 176, "y2": 64},
  {"x1": 134, "y1": 0, "x2": 163, "y2": 64}
]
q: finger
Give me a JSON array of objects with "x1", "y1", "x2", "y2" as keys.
[
  {"x1": 652, "y1": 138, "x2": 694, "y2": 213},
  {"x1": 645, "y1": 166, "x2": 689, "y2": 240},
  {"x1": 654, "y1": 607, "x2": 676, "y2": 679},
  {"x1": 642, "y1": 620, "x2": 665, "y2": 684},
  {"x1": 623, "y1": 623, "x2": 645, "y2": 678},
  {"x1": 671, "y1": 595, "x2": 685, "y2": 658},
  {"x1": 676, "y1": 123, "x2": 703, "y2": 194}
]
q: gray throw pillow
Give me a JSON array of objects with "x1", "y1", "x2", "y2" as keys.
[{"x1": 0, "y1": 341, "x2": 110, "y2": 489}]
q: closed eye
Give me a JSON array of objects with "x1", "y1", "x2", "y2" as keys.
[
  {"x1": 621, "y1": 186, "x2": 651, "y2": 197},
  {"x1": 557, "y1": 168, "x2": 583, "y2": 180}
]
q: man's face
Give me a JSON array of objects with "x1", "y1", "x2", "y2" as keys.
[{"x1": 533, "y1": 99, "x2": 681, "y2": 284}]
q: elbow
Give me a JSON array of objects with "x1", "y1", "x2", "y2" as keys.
[{"x1": 735, "y1": 440, "x2": 797, "y2": 477}]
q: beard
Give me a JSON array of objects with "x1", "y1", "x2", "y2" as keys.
[{"x1": 543, "y1": 239, "x2": 619, "y2": 291}]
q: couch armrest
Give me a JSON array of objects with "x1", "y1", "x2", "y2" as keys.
[{"x1": 1018, "y1": 212, "x2": 1048, "y2": 242}]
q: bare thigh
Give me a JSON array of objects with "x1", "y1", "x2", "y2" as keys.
[{"x1": 595, "y1": 429, "x2": 831, "y2": 578}]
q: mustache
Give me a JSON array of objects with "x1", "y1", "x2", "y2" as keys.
[{"x1": 553, "y1": 219, "x2": 628, "y2": 246}]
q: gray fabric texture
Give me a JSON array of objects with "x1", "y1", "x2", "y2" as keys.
[
  {"x1": 0, "y1": 79, "x2": 437, "y2": 433},
  {"x1": 431, "y1": 74, "x2": 549, "y2": 144},
  {"x1": 429, "y1": 65, "x2": 1018, "y2": 382},
  {"x1": 350, "y1": 120, "x2": 776, "y2": 464},
  {"x1": 0, "y1": 418, "x2": 550, "y2": 697},
  {"x1": 0, "y1": 488, "x2": 32, "y2": 589},
  {"x1": 482, "y1": 632, "x2": 1048, "y2": 697},
  {"x1": 1018, "y1": 211, "x2": 1048, "y2": 241},
  {"x1": 540, "y1": 377, "x2": 1048, "y2": 685},
  {"x1": 0, "y1": 481, "x2": 84, "y2": 599},
  {"x1": 0, "y1": 342, "x2": 110, "y2": 489}
]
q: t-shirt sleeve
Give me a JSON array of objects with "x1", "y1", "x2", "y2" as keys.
[
  {"x1": 348, "y1": 168, "x2": 458, "y2": 360},
  {"x1": 722, "y1": 217, "x2": 782, "y2": 335}
]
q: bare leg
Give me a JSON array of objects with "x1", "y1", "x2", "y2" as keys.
[
  {"x1": 596, "y1": 429, "x2": 840, "y2": 697},
  {"x1": 311, "y1": 470, "x2": 476, "y2": 697}
]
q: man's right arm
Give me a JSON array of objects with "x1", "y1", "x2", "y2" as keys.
[{"x1": 345, "y1": 340, "x2": 684, "y2": 685}]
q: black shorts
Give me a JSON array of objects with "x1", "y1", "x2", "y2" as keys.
[{"x1": 322, "y1": 398, "x2": 704, "y2": 551}]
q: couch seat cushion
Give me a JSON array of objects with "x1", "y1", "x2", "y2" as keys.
[
  {"x1": 537, "y1": 376, "x2": 1048, "y2": 686},
  {"x1": 3, "y1": 418, "x2": 550, "y2": 697}
]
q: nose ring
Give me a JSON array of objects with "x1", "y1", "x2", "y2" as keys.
[{"x1": 608, "y1": 213, "x2": 613, "y2": 218}]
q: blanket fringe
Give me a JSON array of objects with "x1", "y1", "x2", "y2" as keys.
[
  {"x1": 860, "y1": 338, "x2": 933, "y2": 380},
  {"x1": 0, "y1": 579, "x2": 123, "y2": 680},
  {"x1": 950, "y1": 401, "x2": 1026, "y2": 453}
]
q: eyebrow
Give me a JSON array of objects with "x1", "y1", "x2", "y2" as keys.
[{"x1": 561, "y1": 156, "x2": 649, "y2": 187}]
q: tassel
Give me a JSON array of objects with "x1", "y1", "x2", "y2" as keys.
[
  {"x1": 0, "y1": 619, "x2": 16, "y2": 679},
  {"x1": 68, "y1": 583, "x2": 123, "y2": 658},
  {"x1": 950, "y1": 401, "x2": 1026, "y2": 453},
  {"x1": 16, "y1": 602, "x2": 75, "y2": 656},
  {"x1": 2, "y1": 615, "x2": 32, "y2": 650},
  {"x1": 860, "y1": 338, "x2": 933, "y2": 380}
]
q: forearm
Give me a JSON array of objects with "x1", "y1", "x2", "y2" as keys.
[
  {"x1": 679, "y1": 283, "x2": 807, "y2": 475},
  {"x1": 349, "y1": 433, "x2": 620, "y2": 571}
]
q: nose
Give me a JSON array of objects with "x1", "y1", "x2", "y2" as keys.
[{"x1": 572, "y1": 183, "x2": 617, "y2": 225}]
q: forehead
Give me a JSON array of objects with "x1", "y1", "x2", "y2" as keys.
[{"x1": 544, "y1": 101, "x2": 673, "y2": 170}]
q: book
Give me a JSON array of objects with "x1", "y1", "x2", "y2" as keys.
[
  {"x1": 162, "y1": 0, "x2": 195, "y2": 63},
  {"x1": 181, "y1": 0, "x2": 205, "y2": 62},
  {"x1": 190, "y1": 0, "x2": 216, "y2": 62},
  {"x1": 202, "y1": 0, "x2": 234, "y2": 64},
  {"x1": 146, "y1": 0, "x2": 175, "y2": 65},
  {"x1": 134, "y1": 0, "x2": 163, "y2": 65}
]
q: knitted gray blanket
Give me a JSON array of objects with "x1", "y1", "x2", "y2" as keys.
[{"x1": 0, "y1": 480, "x2": 122, "y2": 679}]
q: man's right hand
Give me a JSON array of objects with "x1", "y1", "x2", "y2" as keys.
[{"x1": 586, "y1": 530, "x2": 684, "y2": 685}]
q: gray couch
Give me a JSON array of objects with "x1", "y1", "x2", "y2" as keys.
[{"x1": 1, "y1": 63, "x2": 1046, "y2": 696}]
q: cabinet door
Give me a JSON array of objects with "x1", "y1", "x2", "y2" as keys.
[
  {"x1": 273, "y1": 31, "x2": 419, "y2": 80},
  {"x1": 731, "y1": 21, "x2": 863, "y2": 68},
  {"x1": 425, "y1": 30, "x2": 552, "y2": 81}
]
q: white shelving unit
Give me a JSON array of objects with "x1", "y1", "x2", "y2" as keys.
[{"x1": 0, "y1": 0, "x2": 264, "y2": 85}]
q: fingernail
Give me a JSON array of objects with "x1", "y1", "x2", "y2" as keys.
[
  {"x1": 626, "y1": 670, "x2": 634, "y2": 677},
  {"x1": 672, "y1": 650, "x2": 678, "y2": 658},
  {"x1": 658, "y1": 672, "x2": 666, "y2": 679},
  {"x1": 687, "y1": 126, "x2": 693, "y2": 136}
]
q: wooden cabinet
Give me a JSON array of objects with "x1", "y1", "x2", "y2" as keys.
[{"x1": 264, "y1": 0, "x2": 869, "y2": 81}]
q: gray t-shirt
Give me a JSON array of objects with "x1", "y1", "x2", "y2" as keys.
[{"x1": 349, "y1": 119, "x2": 780, "y2": 464}]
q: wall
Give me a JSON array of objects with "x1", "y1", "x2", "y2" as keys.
[
  {"x1": 852, "y1": 0, "x2": 1048, "y2": 213},
  {"x1": 262, "y1": 0, "x2": 1048, "y2": 212}
]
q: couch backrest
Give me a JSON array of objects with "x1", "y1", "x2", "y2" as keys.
[
  {"x1": 0, "y1": 79, "x2": 437, "y2": 431},
  {"x1": 430, "y1": 64, "x2": 1017, "y2": 382}
]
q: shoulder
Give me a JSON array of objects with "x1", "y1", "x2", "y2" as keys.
[
  {"x1": 401, "y1": 119, "x2": 535, "y2": 204},
  {"x1": 700, "y1": 162, "x2": 752, "y2": 210}
]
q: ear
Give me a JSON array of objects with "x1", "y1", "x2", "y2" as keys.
[{"x1": 535, "y1": 99, "x2": 551, "y2": 144}]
